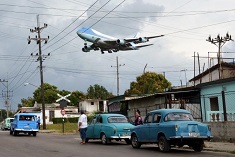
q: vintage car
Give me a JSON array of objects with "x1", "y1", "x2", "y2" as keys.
[
  {"x1": 1, "y1": 117, "x2": 14, "y2": 130},
  {"x1": 10, "y1": 113, "x2": 39, "y2": 136},
  {"x1": 86, "y1": 113, "x2": 134, "y2": 144},
  {"x1": 130, "y1": 109, "x2": 212, "y2": 152}
]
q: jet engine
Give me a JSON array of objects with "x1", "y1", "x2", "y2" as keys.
[
  {"x1": 82, "y1": 45, "x2": 92, "y2": 52},
  {"x1": 116, "y1": 39, "x2": 126, "y2": 45},
  {"x1": 138, "y1": 37, "x2": 149, "y2": 43}
]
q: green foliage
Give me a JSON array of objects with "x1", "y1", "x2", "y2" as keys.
[
  {"x1": 46, "y1": 123, "x2": 78, "y2": 133},
  {"x1": 69, "y1": 91, "x2": 86, "y2": 106},
  {"x1": 87, "y1": 84, "x2": 114, "y2": 99},
  {"x1": 125, "y1": 72, "x2": 171, "y2": 95},
  {"x1": 20, "y1": 97, "x2": 35, "y2": 107},
  {"x1": 52, "y1": 117, "x2": 78, "y2": 124},
  {"x1": 33, "y1": 83, "x2": 59, "y2": 104}
]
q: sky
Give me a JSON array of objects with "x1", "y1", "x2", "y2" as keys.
[{"x1": 1, "y1": 0, "x2": 235, "y2": 111}]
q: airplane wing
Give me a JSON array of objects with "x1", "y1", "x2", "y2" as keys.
[{"x1": 125, "y1": 35, "x2": 164, "y2": 44}]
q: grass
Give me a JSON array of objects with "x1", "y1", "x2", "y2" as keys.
[
  {"x1": 45, "y1": 123, "x2": 78, "y2": 134},
  {"x1": 231, "y1": 150, "x2": 235, "y2": 154}
]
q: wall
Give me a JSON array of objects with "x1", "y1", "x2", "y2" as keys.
[
  {"x1": 205, "y1": 121, "x2": 235, "y2": 142},
  {"x1": 200, "y1": 81, "x2": 235, "y2": 122}
]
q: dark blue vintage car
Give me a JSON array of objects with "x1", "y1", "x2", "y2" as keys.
[
  {"x1": 130, "y1": 109, "x2": 212, "y2": 152},
  {"x1": 86, "y1": 113, "x2": 134, "y2": 144}
]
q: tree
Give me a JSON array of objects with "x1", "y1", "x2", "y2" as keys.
[
  {"x1": 20, "y1": 97, "x2": 35, "y2": 107},
  {"x1": 70, "y1": 91, "x2": 86, "y2": 106},
  {"x1": 33, "y1": 83, "x2": 59, "y2": 103},
  {"x1": 125, "y1": 72, "x2": 171, "y2": 95},
  {"x1": 87, "y1": 84, "x2": 113, "y2": 99}
]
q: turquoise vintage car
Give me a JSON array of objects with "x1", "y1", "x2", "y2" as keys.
[
  {"x1": 86, "y1": 113, "x2": 134, "y2": 144},
  {"x1": 131, "y1": 109, "x2": 213, "y2": 152},
  {"x1": 10, "y1": 113, "x2": 39, "y2": 136},
  {"x1": 1, "y1": 117, "x2": 14, "y2": 130}
]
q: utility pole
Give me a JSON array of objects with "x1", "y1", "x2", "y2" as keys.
[
  {"x1": 28, "y1": 15, "x2": 49, "y2": 130},
  {"x1": 111, "y1": 56, "x2": 125, "y2": 96},
  {"x1": 206, "y1": 33, "x2": 233, "y2": 79},
  {"x1": 0, "y1": 79, "x2": 12, "y2": 117}
]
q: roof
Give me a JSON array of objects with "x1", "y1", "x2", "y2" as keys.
[
  {"x1": 196, "y1": 76, "x2": 235, "y2": 88},
  {"x1": 189, "y1": 62, "x2": 235, "y2": 82}
]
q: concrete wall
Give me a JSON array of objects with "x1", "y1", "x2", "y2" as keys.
[{"x1": 205, "y1": 121, "x2": 235, "y2": 142}]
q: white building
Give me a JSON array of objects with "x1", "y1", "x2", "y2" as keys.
[
  {"x1": 79, "y1": 99, "x2": 108, "y2": 114},
  {"x1": 19, "y1": 102, "x2": 80, "y2": 124}
]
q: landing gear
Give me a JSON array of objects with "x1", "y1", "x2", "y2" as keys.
[{"x1": 108, "y1": 50, "x2": 112, "y2": 53}]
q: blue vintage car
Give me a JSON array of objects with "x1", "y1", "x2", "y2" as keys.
[
  {"x1": 10, "y1": 113, "x2": 39, "y2": 136},
  {"x1": 86, "y1": 113, "x2": 134, "y2": 144},
  {"x1": 130, "y1": 109, "x2": 212, "y2": 152}
]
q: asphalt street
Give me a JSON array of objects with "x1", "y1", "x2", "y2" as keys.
[{"x1": 0, "y1": 131, "x2": 234, "y2": 157}]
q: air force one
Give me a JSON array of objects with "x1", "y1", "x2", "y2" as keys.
[{"x1": 76, "y1": 27, "x2": 164, "y2": 54}]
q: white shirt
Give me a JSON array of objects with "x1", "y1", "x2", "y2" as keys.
[{"x1": 78, "y1": 114, "x2": 88, "y2": 128}]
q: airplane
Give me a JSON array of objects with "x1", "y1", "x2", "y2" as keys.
[{"x1": 76, "y1": 27, "x2": 164, "y2": 54}]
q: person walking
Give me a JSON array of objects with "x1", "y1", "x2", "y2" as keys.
[
  {"x1": 134, "y1": 109, "x2": 143, "y2": 126},
  {"x1": 78, "y1": 110, "x2": 88, "y2": 144}
]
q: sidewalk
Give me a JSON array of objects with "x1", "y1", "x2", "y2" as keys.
[{"x1": 204, "y1": 141, "x2": 235, "y2": 152}]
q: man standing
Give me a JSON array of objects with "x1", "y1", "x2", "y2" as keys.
[{"x1": 78, "y1": 110, "x2": 88, "y2": 144}]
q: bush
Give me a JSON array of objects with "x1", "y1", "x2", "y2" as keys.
[{"x1": 52, "y1": 117, "x2": 78, "y2": 124}]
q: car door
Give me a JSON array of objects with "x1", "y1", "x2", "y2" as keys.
[
  {"x1": 138, "y1": 113, "x2": 152, "y2": 142},
  {"x1": 149, "y1": 113, "x2": 162, "y2": 142},
  {"x1": 86, "y1": 116, "x2": 96, "y2": 138},
  {"x1": 93, "y1": 115, "x2": 103, "y2": 138}
]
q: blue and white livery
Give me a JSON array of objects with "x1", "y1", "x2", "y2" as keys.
[{"x1": 77, "y1": 27, "x2": 164, "y2": 54}]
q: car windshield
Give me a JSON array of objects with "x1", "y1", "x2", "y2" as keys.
[
  {"x1": 108, "y1": 116, "x2": 128, "y2": 123},
  {"x1": 165, "y1": 113, "x2": 194, "y2": 121}
]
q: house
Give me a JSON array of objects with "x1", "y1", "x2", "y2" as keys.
[
  {"x1": 197, "y1": 77, "x2": 235, "y2": 122},
  {"x1": 78, "y1": 99, "x2": 108, "y2": 114},
  {"x1": 107, "y1": 89, "x2": 201, "y2": 122},
  {"x1": 189, "y1": 62, "x2": 235, "y2": 86},
  {"x1": 19, "y1": 102, "x2": 80, "y2": 124}
]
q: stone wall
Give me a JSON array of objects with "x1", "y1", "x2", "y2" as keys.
[{"x1": 205, "y1": 121, "x2": 235, "y2": 142}]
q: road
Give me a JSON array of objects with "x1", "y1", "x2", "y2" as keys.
[{"x1": 0, "y1": 131, "x2": 234, "y2": 157}]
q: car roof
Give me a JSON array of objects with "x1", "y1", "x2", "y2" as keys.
[
  {"x1": 149, "y1": 109, "x2": 190, "y2": 115},
  {"x1": 96, "y1": 113, "x2": 126, "y2": 118},
  {"x1": 15, "y1": 113, "x2": 37, "y2": 116}
]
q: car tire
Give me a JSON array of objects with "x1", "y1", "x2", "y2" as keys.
[
  {"x1": 85, "y1": 138, "x2": 89, "y2": 143},
  {"x1": 192, "y1": 141, "x2": 203, "y2": 152},
  {"x1": 131, "y1": 134, "x2": 141, "y2": 149},
  {"x1": 10, "y1": 129, "x2": 13, "y2": 135},
  {"x1": 101, "y1": 133, "x2": 109, "y2": 145},
  {"x1": 158, "y1": 136, "x2": 170, "y2": 152},
  {"x1": 13, "y1": 130, "x2": 18, "y2": 136},
  {"x1": 33, "y1": 132, "x2": 37, "y2": 137},
  {"x1": 125, "y1": 139, "x2": 131, "y2": 145}
]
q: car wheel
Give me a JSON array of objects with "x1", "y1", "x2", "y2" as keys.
[
  {"x1": 125, "y1": 139, "x2": 131, "y2": 145},
  {"x1": 10, "y1": 129, "x2": 13, "y2": 135},
  {"x1": 13, "y1": 130, "x2": 18, "y2": 136},
  {"x1": 33, "y1": 132, "x2": 37, "y2": 137},
  {"x1": 158, "y1": 136, "x2": 170, "y2": 152},
  {"x1": 192, "y1": 141, "x2": 203, "y2": 152},
  {"x1": 131, "y1": 134, "x2": 141, "y2": 149},
  {"x1": 85, "y1": 138, "x2": 89, "y2": 143},
  {"x1": 101, "y1": 133, "x2": 109, "y2": 145}
]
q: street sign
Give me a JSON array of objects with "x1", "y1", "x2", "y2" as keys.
[
  {"x1": 56, "y1": 93, "x2": 71, "y2": 103},
  {"x1": 56, "y1": 93, "x2": 71, "y2": 108},
  {"x1": 61, "y1": 109, "x2": 66, "y2": 116}
]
